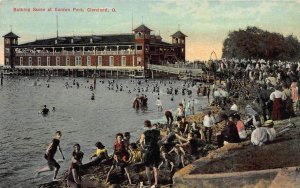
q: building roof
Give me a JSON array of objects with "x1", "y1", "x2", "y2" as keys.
[
  {"x1": 18, "y1": 34, "x2": 136, "y2": 47},
  {"x1": 171, "y1": 31, "x2": 187, "y2": 38},
  {"x1": 156, "y1": 35, "x2": 162, "y2": 40},
  {"x1": 133, "y1": 24, "x2": 152, "y2": 32},
  {"x1": 2, "y1": 32, "x2": 20, "y2": 38}
]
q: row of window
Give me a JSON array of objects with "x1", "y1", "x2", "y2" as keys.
[{"x1": 19, "y1": 56, "x2": 131, "y2": 66}]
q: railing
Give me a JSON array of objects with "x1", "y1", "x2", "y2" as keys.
[
  {"x1": 16, "y1": 50, "x2": 141, "y2": 56},
  {"x1": 146, "y1": 64, "x2": 204, "y2": 75},
  {"x1": 62, "y1": 51, "x2": 73, "y2": 55},
  {"x1": 84, "y1": 51, "x2": 94, "y2": 55}
]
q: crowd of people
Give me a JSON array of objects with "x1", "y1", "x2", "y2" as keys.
[{"x1": 32, "y1": 58, "x2": 300, "y2": 187}]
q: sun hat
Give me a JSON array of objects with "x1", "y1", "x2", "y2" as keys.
[{"x1": 264, "y1": 120, "x2": 274, "y2": 127}]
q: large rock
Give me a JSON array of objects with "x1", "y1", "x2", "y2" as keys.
[{"x1": 270, "y1": 168, "x2": 300, "y2": 188}]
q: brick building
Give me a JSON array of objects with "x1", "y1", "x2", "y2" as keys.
[{"x1": 2, "y1": 24, "x2": 186, "y2": 76}]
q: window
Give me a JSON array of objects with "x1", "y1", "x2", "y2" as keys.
[
  {"x1": 97, "y1": 56, "x2": 102, "y2": 66},
  {"x1": 29, "y1": 57, "x2": 32, "y2": 66},
  {"x1": 20, "y1": 57, "x2": 23, "y2": 66},
  {"x1": 75, "y1": 56, "x2": 81, "y2": 66},
  {"x1": 5, "y1": 39, "x2": 10, "y2": 44},
  {"x1": 66, "y1": 56, "x2": 70, "y2": 66},
  {"x1": 5, "y1": 58, "x2": 9, "y2": 65},
  {"x1": 5, "y1": 48, "x2": 9, "y2": 54},
  {"x1": 90, "y1": 38, "x2": 93, "y2": 43},
  {"x1": 37, "y1": 57, "x2": 41, "y2": 66},
  {"x1": 137, "y1": 45, "x2": 142, "y2": 50},
  {"x1": 56, "y1": 57, "x2": 60, "y2": 66},
  {"x1": 137, "y1": 57, "x2": 141, "y2": 66},
  {"x1": 136, "y1": 32, "x2": 142, "y2": 38},
  {"x1": 47, "y1": 56, "x2": 50, "y2": 66},
  {"x1": 71, "y1": 39, "x2": 74, "y2": 44},
  {"x1": 109, "y1": 56, "x2": 114, "y2": 66},
  {"x1": 87, "y1": 56, "x2": 91, "y2": 66},
  {"x1": 55, "y1": 40, "x2": 58, "y2": 44},
  {"x1": 121, "y1": 56, "x2": 126, "y2": 66}
]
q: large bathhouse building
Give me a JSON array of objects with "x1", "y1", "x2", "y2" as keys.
[{"x1": 2, "y1": 24, "x2": 187, "y2": 77}]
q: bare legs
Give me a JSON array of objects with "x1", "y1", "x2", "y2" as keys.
[
  {"x1": 35, "y1": 166, "x2": 59, "y2": 180},
  {"x1": 145, "y1": 166, "x2": 158, "y2": 186},
  {"x1": 106, "y1": 165, "x2": 132, "y2": 185}
]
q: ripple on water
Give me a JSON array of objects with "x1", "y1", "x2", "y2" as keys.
[{"x1": 0, "y1": 77, "x2": 208, "y2": 187}]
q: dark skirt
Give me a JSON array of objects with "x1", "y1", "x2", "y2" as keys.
[{"x1": 272, "y1": 98, "x2": 282, "y2": 120}]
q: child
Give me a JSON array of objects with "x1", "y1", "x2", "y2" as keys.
[
  {"x1": 158, "y1": 147, "x2": 174, "y2": 173},
  {"x1": 128, "y1": 143, "x2": 142, "y2": 164},
  {"x1": 35, "y1": 131, "x2": 65, "y2": 181},
  {"x1": 123, "y1": 132, "x2": 131, "y2": 150},
  {"x1": 67, "y1": 143, "x2": 84, "y2": 188},
  {"x1": 82, "y1": 141, "x2": 108, "y2": 169},
  {"x1": 106, "y1": 133, "x2": 132, "y2": 185},
  {"x1": 168, "y1": 145, "x2": 185, "y2": 169}
]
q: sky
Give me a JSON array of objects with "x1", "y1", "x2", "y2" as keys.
[{"x1": 1, "y1": 0, "x2": 300, "y2": 64}]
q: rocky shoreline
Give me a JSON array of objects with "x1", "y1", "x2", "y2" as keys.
[{"x1": 37, "y1": 78, "x2": 300, "y2": 188}]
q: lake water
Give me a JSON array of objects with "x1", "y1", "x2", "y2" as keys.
[{"x1": 0, "y1": 76, "x2": 208, "y2": 188}]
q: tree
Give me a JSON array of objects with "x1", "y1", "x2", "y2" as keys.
[{"x1": 222, "y1": 27, "x2": 300, "y2": 61}]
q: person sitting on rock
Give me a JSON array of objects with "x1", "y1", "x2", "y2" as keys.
[
  {"x1": 233, "y1": 114, "x2": 247, "y2": 140},
  {"x1": 251, "y1": 118, "x2": 277, "y2": 146},
  {"x1": 176, "y1": 132, "x2": 200, "y2": 162},
  {"x1": 67, "y1": 143, "x2": 84, "y2": 188},
  {"x1": 82, "y1": 141, "x2": 108, "y2": 169},
  {"x1": 217, "y1": 114, "x2": 241, "y2": 148},
  {"x1": 127, "y1": 143, "x2": 142, "y2": 164}
]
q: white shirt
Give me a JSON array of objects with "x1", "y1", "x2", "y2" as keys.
[
  {"x1": 213, "y1": 90, "x2": 220, "y2": 97},
  {"x1": 219, "y1": 89, "x2": 228, "y2": 98},
  {"x1": 177, "y1": 107, "x2": 184, "y2": 117},
  {"x1": 251, "y1": 127, "x2": 269, "y2": 146},
  {"x1": 203, "y1": 115, "x2": 215, "y2": 128},
  {"x1": 156, "y1": 99, "x2": 162, "y2": 106},
  {"x1": 270, "y1": 90, "x2": 286, "y2": 101},
  {"x1": 230, "y1": 104, "x2": 239, "y2": 112}
]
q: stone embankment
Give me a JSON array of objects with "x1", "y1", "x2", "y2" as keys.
[{"x1": 173, "y1": 117, "x2": 300, "y2": 188}]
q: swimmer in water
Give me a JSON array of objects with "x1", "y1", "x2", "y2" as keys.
[{"x1": 41, "y1": 105, "x2": 49, "y2": 115}]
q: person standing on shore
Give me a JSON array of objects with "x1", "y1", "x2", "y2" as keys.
[
  {"x1": 203, "y1": 111, "x2": 215, "y2": 143},
  {"x1": 270, "y1": 85, "x2": 286, "y2": 120},
  {"x1": 140, "y1": 120, "x2": 161, "y2": 186},
  {"x1": 35, "y1": 131, "x2": 65, "y2": 181}
]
